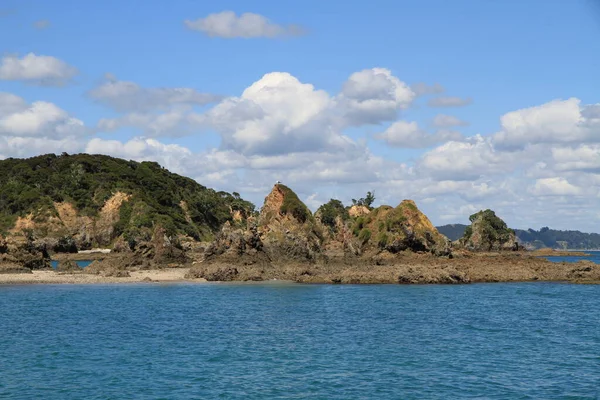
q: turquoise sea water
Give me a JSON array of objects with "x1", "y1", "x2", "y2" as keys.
[
  {"x1": 0, "y1": 282, "x2": 599, "y2": 399},
  {"x1": 50, "y1": 260, "x2": 94, "y2": 269},
  {"x1": 544, "y1": 250, "x2": 600, "y2": 264}
]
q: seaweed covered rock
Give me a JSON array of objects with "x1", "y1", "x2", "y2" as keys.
[
  {"x1": 354, "y1": 200, "x2": 451, "y2": 256},
  {"x1": 461, "y1": 209, "x2": 518, "y2": 251}
]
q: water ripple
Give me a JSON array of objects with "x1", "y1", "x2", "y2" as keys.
[{"x1": 0, "y1": 282, "x2": 599, "y2": 399}]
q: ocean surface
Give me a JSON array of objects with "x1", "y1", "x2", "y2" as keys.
[
  {"x1": 544, "y1": 250, "x2": 600, "y2": 264},
  {"x1": 50, "y1": 260, "x2": 94, "y2": 269},
  {"x1": 0, "y1": 282, "x2": 599, "y2": 399}
]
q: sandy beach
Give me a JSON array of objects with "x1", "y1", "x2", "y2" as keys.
[{"x1": 0, "y1": 268, "x2": 204, "y2": 285}]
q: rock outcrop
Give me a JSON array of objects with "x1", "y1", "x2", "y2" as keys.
[
  {"x1": 203, "y1": 221, "x2": 270, "y2": 266},
  {"x1": 56, "y1": 259, "x2": 82, "y2": 273},
  {"x1": 84, "y1": 226, "x2": 189, "y2": 276},
  {"x1": 258, "y1": 184, "x2": 324, "y2": 262},
  {"x1": 0, "y1": 233, "x2": 52, "y2": 271},
  {"x1": 190, "y1": 184, "x2": 324, "y2": 278},
  {"x1": 460, "y1": 209, "x2": 518, "y2": 251},
  {"x1": 354, "y1": 200, "x2": 451, "y2": 256},
  {"x1": 348, "y1": 205, "x2": 370, "y2": 218}
]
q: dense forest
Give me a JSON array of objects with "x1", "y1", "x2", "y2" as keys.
[
  {"x1": 0, "y1": 153, "x2": 254, "y2": 241},
  {"x1": 437, "y1": 224, "x2": 600, "y2": 250}
]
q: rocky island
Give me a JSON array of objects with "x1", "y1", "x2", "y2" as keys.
[{"x1": 0, "y1": 153, "x2": 598, "y2": 285}]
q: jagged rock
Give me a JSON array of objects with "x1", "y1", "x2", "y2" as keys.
[
  {"x1": 53, "y1": 236, "x2": 78, "y2": 253},
  {"x1": 397, "y1": 266, "x2": 470, "y2": 284},
  {"x1": 0, "y1": 253, "x2": 32, "y2": 273},
  {"x1": 258, "y1": 184, "x2": 324, "y2": 262},
  {"x1": 0, "y1": 263, "x2": 32, "y2": 274},
  {"x1": 112, "y1": 237, "x2": 132, "y2": 253},
  {"x1": 56, "y1": 259, "x2": 82, "y2": 273},
  {"x1": 203, "y1": 184, "x2": 324, "y2": 266},
  {"x1": 185, "y1": 265, "x2": 239, "y2": 281},
  {"x1": 0, "y1": 236, "x2": 7, "y2": 254},
  {"x1": 460, "y1": 209, "x2": 518, "y2": 251},
  {"x1": 204, "y1": 221, "x2": 270, "y2": 265},
  {"x1": 355, "y1": 200, "x2": 451, "y2": 256},
  {"x1": 6, "y1": 234, "x2": 53, "y2": 270},
  {"x1": 348, "y1": 205, "x2": 370, "y2": 218},
  {"x1": 146, "y1": 226, "x2": 188, "y2": 265},
  {"x1": 84, "y1": 226, "x2": 185, "y2": 275},
  {"x1": 85, "y1": 257, "x2": 137, "y2": 277}
]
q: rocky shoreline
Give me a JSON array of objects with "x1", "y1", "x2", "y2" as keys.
[
  {"x1": 1, "y1": 251, "x2": 599, "y2": 285},
  {"x1": 2, "y1": 183, "x2": 599, "y2": 286}
]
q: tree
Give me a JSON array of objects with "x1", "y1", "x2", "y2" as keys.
[
  {"x1": 316, "y1": 199, "x2": 349, "y2": 229},
  {"x1": 364, "y1": 191, "x2": 375, "y2": 208},
  {"x1": 351, "y1": 190, "x2": 376, "y2": 210}
]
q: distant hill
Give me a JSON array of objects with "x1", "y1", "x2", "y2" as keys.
[
  {"x1": 436, "y1": 224, "x2": 468, "y2": 241},
  {"x1": 0, "y1": 153, "x2": 255, "y2": 246},
  {"x1": 437, "y1": 224, "x2": 600, "y2": 250}
]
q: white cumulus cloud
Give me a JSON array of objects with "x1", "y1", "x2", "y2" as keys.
[
  {"x1": 0, "y1": 93, "x2": 85, "y2": 138},
  {"x1": 88, "y1": 75, "x2": 221, "y2": 112},
  {"x1": 418, "y1": 135, "x2": 514, "y2": 180},
  {"x1": 376, "y1": 121, "x2": 462, "y2": 148},
  {"x1": 337, "y1": 68, "x2": 415, "y2": 126},
  {"x1": 0, "y1": 53, "x2": 77, "y2": 86},
  {"x1": 493, "y1": 98, "x2": 591, "y2": 149},
  {"x1": 185, "y1": 11, "x2": 303, "y2": 38},
  {"x1": 205, "y1": 71, "x2": 353, "y2": 155},
  {"x1": 530, "y1": 177, "x2": 582, "y2": 196}
]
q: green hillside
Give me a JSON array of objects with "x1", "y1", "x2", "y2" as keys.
[{"x1": 0, "y1": 153, "x2": 254, "y2": 242}]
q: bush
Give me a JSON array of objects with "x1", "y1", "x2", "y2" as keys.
[
  {"x1": 278, "y1": 184, "x2": 311, "y2": 223},
  {"x1": 317, "y1": 199, "x2": 349, "y2": 229},
  {"x1": 353, "y1": 217, "x2": 366, "y2": 236},
  {"x1": 377, "y1": 232, "x2": 389, "y2": 248},
  {"x1": 358, "y1": 228, "x2": 372, "y2": 243}
]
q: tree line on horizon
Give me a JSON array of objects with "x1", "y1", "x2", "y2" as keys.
[{"x1": 437, "y1": 224, "x2": 600, "y2": 250}]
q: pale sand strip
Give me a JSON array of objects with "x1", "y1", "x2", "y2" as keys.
[{"x1": 0, "y1": 269, "x2": 207, "y2": 285}]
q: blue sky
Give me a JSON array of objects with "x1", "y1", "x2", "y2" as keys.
[{"x1": 1, "y1": 0, "x2": 600, "y2": 230}]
